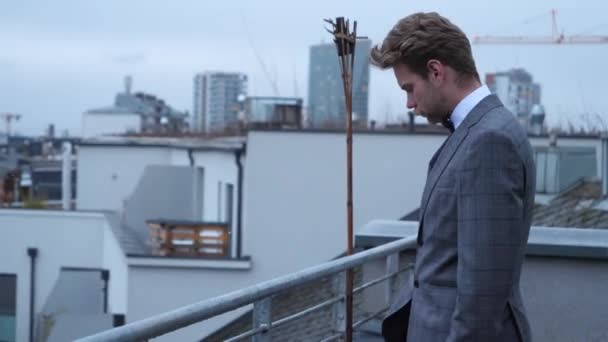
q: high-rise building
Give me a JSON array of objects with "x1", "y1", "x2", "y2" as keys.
[
  {"x1": 485, "y1": 68, "x2": 541, "y2": 128},
  {"x1": 193, "y1": 72, "x2": 248, "y2": 133},
  {"x1": 307, "y1": 39, "x2": 371, "y2": 128}
]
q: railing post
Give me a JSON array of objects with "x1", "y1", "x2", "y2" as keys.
[
  {"x1": 332, "y1": 271, "x2": 346, "y2": 337},
  {"x1": 253, "y1": 297, "x2": 272, "y2": 342},
  {"x1": 385, "y1": 253, "x2": 399, "y2": 305},
  {"x1": 193, "y1": 226, "x2": 201, "y2": 255},
  {"x1": 165, "y1": 225, "x2": 173, "y2": 255}
]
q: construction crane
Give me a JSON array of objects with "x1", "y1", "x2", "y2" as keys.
[
  {"x1": 473, "y1": 9, "x2": 608, "y2": 45},
  {"x1": 241, "y1": 16, "x2": 280, "y2": 96},
  {"x1": 0, "y1": 113, "x2": 22, "y2": 136}
]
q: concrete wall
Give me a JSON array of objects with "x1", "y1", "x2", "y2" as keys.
[
  {"x1": 239, "y1": 131, "x2": 606, "y2": 288},
  {"x1": 0, "y1": 210, "x2": 109, "y2": 342},
  {"x1": 39, "y1": 269, "x2": 115, "y2": 341},
  {"x1": 77, "y1": 144, "x2": 241, "y2": 256},
  {"x1": 521, "y1": 256, "x2": 608, "y2": 341},
  {"x1": 82, "y1": 113, "x2": 141, "y2": 138},
  {"x1": 169, "y1": 149, "x2": 190, "y2": 165},
  {"x1": 77, "y1": 146, "x2": 172, "y2": 211},
  {"x1": 126, "y1": 265, "x2": 251, "y2": 341},
  {"x1": 76, "y1": 145, "x2": 239, "y2": 227},
  {"x1": 46, "y1": 314, "x2": 114, "y2": 342},
  {"x1": 103, "y1": 222, "x2": 128, "y2": 314},
  {"x1": 243, "y1": 131, "x2": 444, "y2": 282}
]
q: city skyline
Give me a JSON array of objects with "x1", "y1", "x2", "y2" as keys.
[
  {"x1": 308, "y1": 39, "x2": 371, "y2": 127},
  {"x1": 1, "y1": 1, "x2": 607, "y2": 135}
]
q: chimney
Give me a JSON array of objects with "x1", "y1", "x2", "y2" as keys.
[
  {"x1": 62, "y1": 142, "x2": 72, "y2": 210},
  {"x1": 124, "y1": 75, "x2": 132, "y2": 95},
  {"x1": 48, "y1": 124, "x2": 55, "y2": 139}
]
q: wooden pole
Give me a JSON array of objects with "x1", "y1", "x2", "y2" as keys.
[{"x1": 324, "y1": 17, "x2": 365, "y2": 342}]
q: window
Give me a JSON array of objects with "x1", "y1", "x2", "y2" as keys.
[
  {"x1": 225, "y1": 183, "x2": 234, "y2": 224},
  {"x1": 536, "y1": 151, "x2": 547, "y2": 193},
  {"x1": 0, "y1": 274, "x2": 16, "y2": 342}
]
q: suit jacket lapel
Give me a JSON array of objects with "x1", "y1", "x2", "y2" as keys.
[
  {"x1": 419, "y1": 128, "x2": 469, "y2": 221},
  {"x1": 427, "y1": 137, "x2": 449, "y2": 173},
  {"x1": 418, "y1": 95, "x2": 504, "y2": 223}
]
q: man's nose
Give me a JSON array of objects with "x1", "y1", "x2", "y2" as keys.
[{"x1": 406, "y1": 96, "x2": 416, "y2": 110}]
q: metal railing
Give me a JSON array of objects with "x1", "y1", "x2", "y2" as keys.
[{"x1": 76, "y1": 235, "x2": 417, "y2": 342}]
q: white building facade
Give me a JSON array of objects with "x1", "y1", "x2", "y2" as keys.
[{"x1": 4, "y1": 128, "x2": 608, "y2": 340}]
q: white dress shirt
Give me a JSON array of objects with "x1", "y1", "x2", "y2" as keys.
[{"x1": 450, "y1": 85, "x2": 492, "y2": 130}]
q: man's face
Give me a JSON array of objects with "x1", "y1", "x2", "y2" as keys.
[{"x1": 393, "y1": 63, "x2": 447, "y2": 124}]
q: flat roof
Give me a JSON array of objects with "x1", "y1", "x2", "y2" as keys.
[
  {"x1": 356, "y1": 220, "x2": 608, "y2": 260},
  {"x1": 78, "y1": 136, "x2": 245, "y2": 152},
  {"x1": 248, "y1": 127, "x2": 604, "y2": 140}
]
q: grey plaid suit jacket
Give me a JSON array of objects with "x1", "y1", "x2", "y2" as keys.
[{"x1": 382, "y1": 95, "x2": 535, "y2": 341}]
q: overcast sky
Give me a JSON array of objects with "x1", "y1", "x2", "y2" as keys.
[{"x1": 1, "y1": 0, "x2": 607, "y2": 136}]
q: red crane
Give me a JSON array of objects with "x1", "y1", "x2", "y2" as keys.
[{"x1": 473, "y1": 9, "x2": 608, "y2": 45}]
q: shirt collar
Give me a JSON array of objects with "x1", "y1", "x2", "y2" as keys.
[{"x1": 450, "y1": 85, "x2": 491, "y2": 129}]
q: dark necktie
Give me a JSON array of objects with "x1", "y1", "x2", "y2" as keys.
[{"x1": 442, "y1": 117, "x2": 455, "y2": 133}]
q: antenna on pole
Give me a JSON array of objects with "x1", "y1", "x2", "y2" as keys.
[{"x1": 324, "y1": 16, "x2": 366, "y2": 342}]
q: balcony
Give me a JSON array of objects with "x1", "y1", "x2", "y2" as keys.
[
  {"x1": 77, "y1": 221, "x2": 608, "y2": 341},
  {"x1": 147, "y1": 220, "x2": 231, "y2": 258}
]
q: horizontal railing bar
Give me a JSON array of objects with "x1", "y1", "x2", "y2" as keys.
[
  {"x1": 272, "y1": 296, "x2": 342, "y2": 328},
  {"x1": 319, "y1": 333, "x2": 343, "y2": 342},
  {"x1": 352, "y1": 307, "x2": 389, "y2": 330},
  {"x1": 228, "y1": 306, "x2": 389, "y2": 342},
  {"x1": 227, "y1": 267, "x2": 411, "y2": 342},
  {"x1": 224, "y1": 296, "x2": 344, "y2": 342},
  {"x1": 223, "y1": 325, "x2": 267, "y2": 342},
  {"x1": 77, "y1": 236, "x2": 417, "y2": 342},
  {"x1": 353, "y1": 266, "x2": 412, "y2": 294}
]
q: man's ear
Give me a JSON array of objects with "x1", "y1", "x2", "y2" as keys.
[{"x1": 426, "y1": 59, "x2": 444, "y2": 86}]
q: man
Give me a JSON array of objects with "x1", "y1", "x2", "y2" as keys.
[{"x1": 370, "y1": 12, "x2": 535, "y2": 341}]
